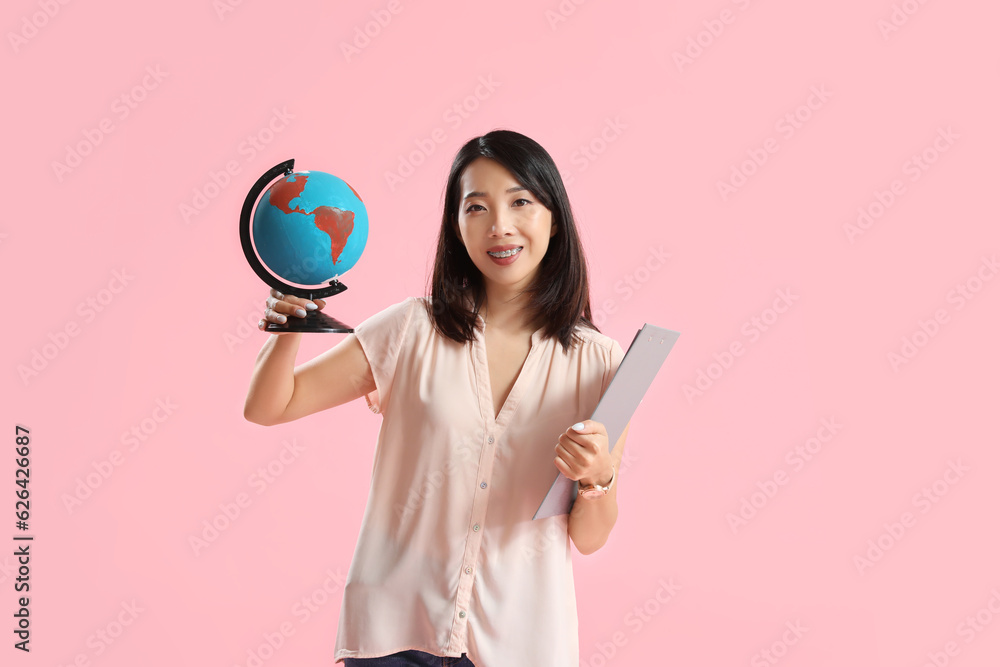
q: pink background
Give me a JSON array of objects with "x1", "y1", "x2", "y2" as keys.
[{"x1": 4, "y1": 1, "x2": 999, "y2": 665}]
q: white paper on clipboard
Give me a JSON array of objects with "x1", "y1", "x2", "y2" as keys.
[{"x1": 532, "y1": 323, "x2": 680, "y2": 520}]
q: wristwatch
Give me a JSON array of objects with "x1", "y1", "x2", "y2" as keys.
[{"x1": 578, "y1": 466, "x2": 615, "y2": 499}]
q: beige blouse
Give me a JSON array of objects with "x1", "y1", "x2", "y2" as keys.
[{"x1": 333, "y1": 296, "x2": 625, "y2": 666}]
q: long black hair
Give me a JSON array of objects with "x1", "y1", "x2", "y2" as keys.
[{"x1": 423, "y1": 129, "x2": 599, "y2": 353}]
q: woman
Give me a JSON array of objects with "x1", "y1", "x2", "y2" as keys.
[{"x1": 244, "y1": 129, "x2": 631, "y2": 667}]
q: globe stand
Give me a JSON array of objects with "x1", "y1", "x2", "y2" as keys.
[
  {"x1": 240, "y1": 158, "x2": 355, "y2": 333},
  {"x1": 261, "y1": 280, "x2": 353, "y2": 333}
]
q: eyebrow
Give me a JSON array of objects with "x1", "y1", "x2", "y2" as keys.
[{"x1": 463, "y1": 186, "x2": 529, "y2": 201}]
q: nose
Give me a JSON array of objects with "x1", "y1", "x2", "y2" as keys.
[{"x1": 488, "y1": 209, "x2": 514, "y2": 237}]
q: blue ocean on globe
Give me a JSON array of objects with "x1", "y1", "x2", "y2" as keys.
[{"x1": 251, "y1": 170, "x2": 368, "y2": 287}]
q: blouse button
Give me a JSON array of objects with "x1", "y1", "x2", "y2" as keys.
[
  {"x1": 465, "y1": 567, "x2": 472, "y2": 574},
  {"x1": 480, "y1": 482, "x2": 487, "y2": 489},
  {"x1": 473, "y1": 524, "x2": 480, "y2": 531},
  {"x1": 488, "y1": 436, "x2": 494, "y2": 444},
  {"x1": 459, "y1": 610, "x2": 467, "y2": 618}
]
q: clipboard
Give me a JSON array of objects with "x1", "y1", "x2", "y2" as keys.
[{"x1": 532, "y1": 323, "x2": 680, "y2": 520}]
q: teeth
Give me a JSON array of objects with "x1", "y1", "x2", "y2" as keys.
[{"x1": 488, "y1": 247, "x2": 522, "y2": 258}]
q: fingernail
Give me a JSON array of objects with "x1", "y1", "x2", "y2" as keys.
[
  {"x1": 572, "y1": 422, "x2": 585, "y2": 432},
  {"x1": 258, "y1": 320, "x2": 266, "y2": 329},
  {"x1": 305, "y1": 302, "x2": 318, "y2": 310},
  {"x1": 295, "y1": 308, "x2": 307, "y2": 317},
  {"x1": 278, "y1": 314, "x2": 287, "y2": 322}
]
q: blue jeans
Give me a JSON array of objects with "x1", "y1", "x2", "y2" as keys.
[{"x1": 343, "y1": 648, "x2": 475, "y2": 667}]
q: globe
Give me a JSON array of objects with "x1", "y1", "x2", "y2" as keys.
[{"x1": 251, "y1": 170, "x2": 368, "y2": 287}]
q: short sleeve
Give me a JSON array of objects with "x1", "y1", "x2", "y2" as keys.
[
  {"x1": 352, "y1": 297, "x2": 416, "y2": 416},
  {"x1": 600, "y1": 338, "x2": 626, "y2": 397}
]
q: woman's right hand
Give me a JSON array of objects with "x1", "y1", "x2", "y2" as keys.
[{"x1": 258, "y1": 288, "x2": 326, "y2": 330}]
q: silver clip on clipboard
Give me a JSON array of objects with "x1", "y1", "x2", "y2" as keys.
[{"x1": 533, "y1": 323, "x2": 680, "y2": 520}]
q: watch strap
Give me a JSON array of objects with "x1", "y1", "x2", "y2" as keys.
[{"x1": 578, "y1": 465, "x2": 616, "y2": 497}]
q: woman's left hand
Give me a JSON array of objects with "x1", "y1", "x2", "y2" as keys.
[{"x1": 554, "y1": 420, "x2": 614, "y2": 487}]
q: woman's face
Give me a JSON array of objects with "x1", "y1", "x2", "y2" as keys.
[{"x1": 453, "y1": 157, "x2": 556, "y2": 296}]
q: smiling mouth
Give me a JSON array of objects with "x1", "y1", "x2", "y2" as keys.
[{"x1": 487, "y1": 247, "x2": 523, "y2": 258}]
